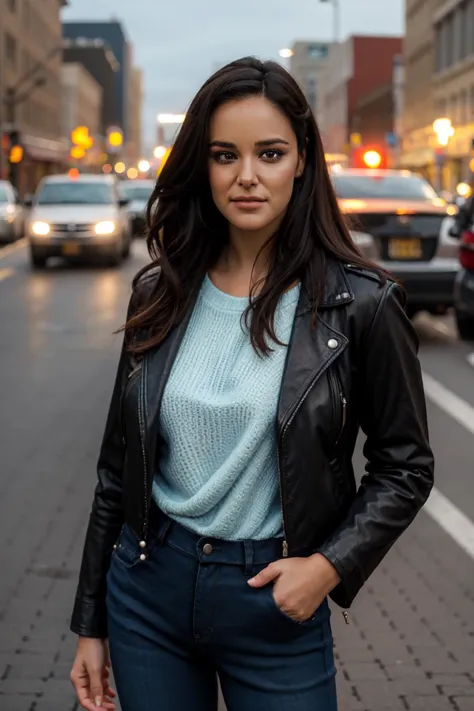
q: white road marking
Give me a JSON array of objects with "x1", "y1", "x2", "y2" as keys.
[
  {"x1": 467, "y1": 352, "x2": 474, "y2": 368},
  {"x1": 421, "y1": 372, "x2": 474, "y2": 560},
  {"x1": 0, "y1": 267, "x2": 14, "y2": 283},
  {"x1": 422, "y1": 371, "x2": 474, "y2": 435},
  {"x1": 424, "y1": 487, "x2": 474, "y2": 561},
  {"x1": 0, "y1": 238, "x2": 27, "y2": 259}
]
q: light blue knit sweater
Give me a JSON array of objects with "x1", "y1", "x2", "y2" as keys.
[{"x1": 152, "y1": 275, "x2": 301, "y2": 540}]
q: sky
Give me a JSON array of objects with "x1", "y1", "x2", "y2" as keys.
[{"x1": 63, "y1": 0, "x2": 404, "y2": 151}]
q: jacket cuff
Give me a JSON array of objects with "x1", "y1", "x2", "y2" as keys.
[
  {"x1": 317, "y1": 548, "x2": 365, "y2": 609},
  {"x1": 70, "y1": 594, "x2": 108, "y2": 639}
]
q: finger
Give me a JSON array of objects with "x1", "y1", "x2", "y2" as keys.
[
  {"x1": 89, "y1": 669, "x2": 105, "y2": 709},
  {"x1": 247, "y1": 563, "x2": 281, "y2": 587}
]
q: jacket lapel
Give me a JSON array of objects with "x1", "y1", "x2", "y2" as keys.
[{"x1": 277, "y1": 261, "x2": 352, "y2": 434}]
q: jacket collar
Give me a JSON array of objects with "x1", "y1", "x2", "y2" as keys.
[{"x1": 297, "y1": 259, "x2": 354, "y2": 316}]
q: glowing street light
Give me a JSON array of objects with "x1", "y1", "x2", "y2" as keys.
[
  {"x1": 433, "y1": 118, "x2": 454, "y2": 146},
  {"x1": 279, "y1": 48, "x2": 294, "y2": 58},
  {"x1": 138, "y1": 159, "x2": 150, "y2": 173},
  {"x1": 127, "y1": 167, "x2": 138, "y2": 180},
  {"x1": 154, "y1": 145, "x2": 167, "y2": 159},
  {"x1": 114, "y1": 161, "x2": 126, "y2": 174},
  {"x1": 157, "y1": 114, "x2": 186, "y2": 124}
]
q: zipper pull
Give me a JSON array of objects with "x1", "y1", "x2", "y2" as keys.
[
  {"x1": 282, "y1": 540, "x2": 289, "y2": 558},
  {"x1": 342, "y1": 610, "x2": 350, "y2": 625}
]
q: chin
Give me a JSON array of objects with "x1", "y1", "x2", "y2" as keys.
[{"x1": 227, "y1": 214, "x2": 274, "y2": 233}]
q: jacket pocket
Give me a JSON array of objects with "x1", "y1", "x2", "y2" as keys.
[{"x1": 328, "y1": 368, "x2": 347, "y2": 447}]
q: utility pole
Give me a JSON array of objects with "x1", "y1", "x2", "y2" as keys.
[{"x1": 320, "y1": 0, "x2": 340, "y2": 44}]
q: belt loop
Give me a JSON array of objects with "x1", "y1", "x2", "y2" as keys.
[{"x1": 243, "y1": 540, "x2": 254, "y2": 576}]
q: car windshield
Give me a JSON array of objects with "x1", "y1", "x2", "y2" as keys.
[
  {"x1": 332, "y1": 173, "x2": 439, "y2": 201},
  {"x1": 36, "y1": 182, "x2": 115, "y2": 205},
  {"x1": 0, "y1": 185, "x2": 10, "y2": 203},
  {"x1": 121, "y1": 183, "x2": 153, "y2": 201}
]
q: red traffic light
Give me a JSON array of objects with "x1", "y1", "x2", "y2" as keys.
[{"x1": 352, "y1": 145, "x2": 388, "y2": 170}]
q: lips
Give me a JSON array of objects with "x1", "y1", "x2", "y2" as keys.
[{"x1": 230, "y1": 197, "x2": 267, "y2": 209}]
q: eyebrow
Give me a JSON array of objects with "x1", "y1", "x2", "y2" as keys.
[{"x1": 209, "y1": 138, "x2": 290, "y2": 148}]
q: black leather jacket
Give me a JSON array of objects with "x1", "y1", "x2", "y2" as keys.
[{"x1": 71, "y1": 260, "x2": 434, "y2": 638}]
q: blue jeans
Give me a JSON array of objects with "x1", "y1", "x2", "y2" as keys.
[{"x1": 106, "y1": 508, "x2": 338, "y2": 711}]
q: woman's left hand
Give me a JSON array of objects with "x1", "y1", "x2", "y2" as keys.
[{"x1": 247, "y1": 553, "x2": 341, "y2": 623}]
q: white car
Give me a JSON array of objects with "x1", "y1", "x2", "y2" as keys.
[
  {"x1": 26, "y1": 174, "x2": 132, "y2": 268},
  {"x1": 0, "y1": 180, "x2": 24, "y2": 244},
  {"x1": 120, "y1": 179, "x2": 154, "y2": 237}
]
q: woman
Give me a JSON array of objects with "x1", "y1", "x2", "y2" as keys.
[{"x1": 70, "y1": 57, "x2": 434, "y2": 711}]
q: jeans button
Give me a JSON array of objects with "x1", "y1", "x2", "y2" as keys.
[{"x1": 203, "y1": 543, "x2": 213, "y2": 555}]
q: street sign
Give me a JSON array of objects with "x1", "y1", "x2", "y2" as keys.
[{"x1": 385, "y1": 132, "x2": 397, "y2": 147}]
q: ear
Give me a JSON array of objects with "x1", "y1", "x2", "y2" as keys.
[{"x1": 295, "y1": 147, "x2": 306, "y2": 178}]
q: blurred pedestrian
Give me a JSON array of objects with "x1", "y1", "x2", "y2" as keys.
[{"x1": 70, "y1": 57, "x2": 434, "y2": 711}]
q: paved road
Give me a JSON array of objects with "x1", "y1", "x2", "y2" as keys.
[{"x1": 0, "y1": 240, "x2": 473, "y2": 711}]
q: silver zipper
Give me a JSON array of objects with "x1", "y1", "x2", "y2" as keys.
[
  {"x1": 343, "y1": 610, "x2": 350, "y2": 624},
  {"x1": 335, "y1": 393, "x2": 347, "y2": 447},
  {"x1": 138, "y1": 358, "x2": 148, "y2": 539},
  {"x1": 276, "y1": 437, "x2": 289, "y2": 558},
  {"x1": 277, "y1": 357, "x2": 340, "y2": 559}
]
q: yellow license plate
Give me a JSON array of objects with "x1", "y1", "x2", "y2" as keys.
[
  {"x1": 62, "y1": 243, "x2": 81, "y2": 256},
  {"x1": 388, "y1": 238, "x2": 422, "y2": 259}
]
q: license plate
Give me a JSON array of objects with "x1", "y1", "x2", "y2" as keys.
[
  {"x1": 62, "y1": 243, "x2": 81, "y2": 256},
  {"x1": 388, "y1": 238, "x2": 422, "y2": 260}
]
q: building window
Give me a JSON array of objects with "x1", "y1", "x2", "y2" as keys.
[
  {"x1": 7, "y1": 0, "x2": 16, "y2": 11},
  {"x1": 470, "y1": 86, "x2": 474, "y2": 119},
  {"x1": 5, "y1": 33, "x2": 17, "y2": 66},
  {"x1": 307, "y1": 44, "x2": 328, "y2": 59},
  {"x1": 451, "y1": 94, "x2": 458, "y2": 124}
]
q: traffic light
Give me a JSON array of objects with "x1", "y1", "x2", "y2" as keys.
[
  {"x1": 352, "y1": 145, "x2": 387, "y2": 170},
  {"x1": 362, "y1": 149, "x2": 382, "y2": 169}
]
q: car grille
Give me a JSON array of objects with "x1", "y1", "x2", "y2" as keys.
[
  {"x1": 50, "y1": 223, "x2": 94, "y2": 234},
  {"x1": 350, "y1": 213, "x2": 444, "y2": 262}
]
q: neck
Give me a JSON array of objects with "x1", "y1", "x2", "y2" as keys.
[{"x1": 218, "y1": 222, "x2": 277, "y2": 280}]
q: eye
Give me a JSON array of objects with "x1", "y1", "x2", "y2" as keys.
[
  {"x1": 260, "y1": 149, "x2": 285, "y2": 162},
  {"x1": 211, "y1": 151, "x2": 236, "y2": 164}
]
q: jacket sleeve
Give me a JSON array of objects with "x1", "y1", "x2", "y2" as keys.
[
  {"x1": 70, "y1": 292, "x2": 137, "y2": 638},
  {"x1": 318, "y1": 282, "x2": 434, "y2": 608}
]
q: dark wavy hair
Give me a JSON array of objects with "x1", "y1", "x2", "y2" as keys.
[{"x1": 125, "y1": 56, "x2": 382, "y2": 355}]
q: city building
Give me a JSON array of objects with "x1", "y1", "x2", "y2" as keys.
[
  {"x1": 60, "y1": 63, "x2": 102, "y2": 139},
  {"x1": 126, "y1": 66, "x2": 143, "y2": 166},
  {"x1": 317, "y1": 35, "x2": 402, "y2": 156},
  {"x1": 62, "y1": 38, "x2": 120, "y2": 138},
  {"x1": 402, "y1": 0, "x2": 474, "y2": 189},
  {"x1": 63, "y1": 20, "x2": 131, "y2": 139},
  {"x1": 0, "y1": 0, "x2": 69, "y2": 194},
  {"x1": 399, "y1": 0, "x2": 441, "y2": 182},
  {"x1": 289, "y1": 41, "x2": 332, "y2": 117}
]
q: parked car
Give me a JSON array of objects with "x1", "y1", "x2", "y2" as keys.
[
  {"x1": 453, "y1": 229, "x2": 474, "y2": 340},
  {"x1": 25, "y1": 174, "x2": 132, "y2": 268},
  {"x1": 331, "y1": 169, "x2": 459, "y2": 318},
  {"x1": 119, "y1": 179, "x2": 154, "y2": 237},
  {"x1": 0, "y1": 180, "x2": 24, "y2": 244}
]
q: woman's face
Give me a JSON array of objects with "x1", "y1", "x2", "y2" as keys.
[{"x1": 208, "y1": 96, "x2": 305, "y2": 236}]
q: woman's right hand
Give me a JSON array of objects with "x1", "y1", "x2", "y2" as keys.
[{"x1": 70, "y1": 636, "x2": 117, "y2": 710}]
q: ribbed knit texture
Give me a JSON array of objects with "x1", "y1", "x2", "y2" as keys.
[{"x1": 152, "y1": 275, "x2": 301, "y2": 540}]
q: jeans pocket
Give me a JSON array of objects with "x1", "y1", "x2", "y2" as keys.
[
  {"x1": 267, "y1": 585, "x2": 318, "y2": 627},
  {"x1": 112, "y1": 524, "x2": 144, "y2": 569}
]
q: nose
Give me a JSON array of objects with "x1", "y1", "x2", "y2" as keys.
[{"x1": 237, "y1": 157, "x2": 258, "y2": 188}]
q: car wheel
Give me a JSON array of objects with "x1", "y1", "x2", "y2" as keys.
[
  {"x1": 455, "y1": 311, "x2": 474, "y2": 341},
  {"x1": 30, "y1": 251, "x2": 47, "y2": 269}
]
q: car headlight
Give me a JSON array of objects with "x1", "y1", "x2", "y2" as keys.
[
  {"x1": 351, "y1": 231, "x2": 374, "y2": 248},
  {"x1": 6, "y1": 205, "x2": 15, "y2": 216},
  {"x1": 31, "y1": 221, "x2": 50, "y2": 236},
  {"x1": 95, "y1": 221, "x2": 116, "y2": 235}
]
